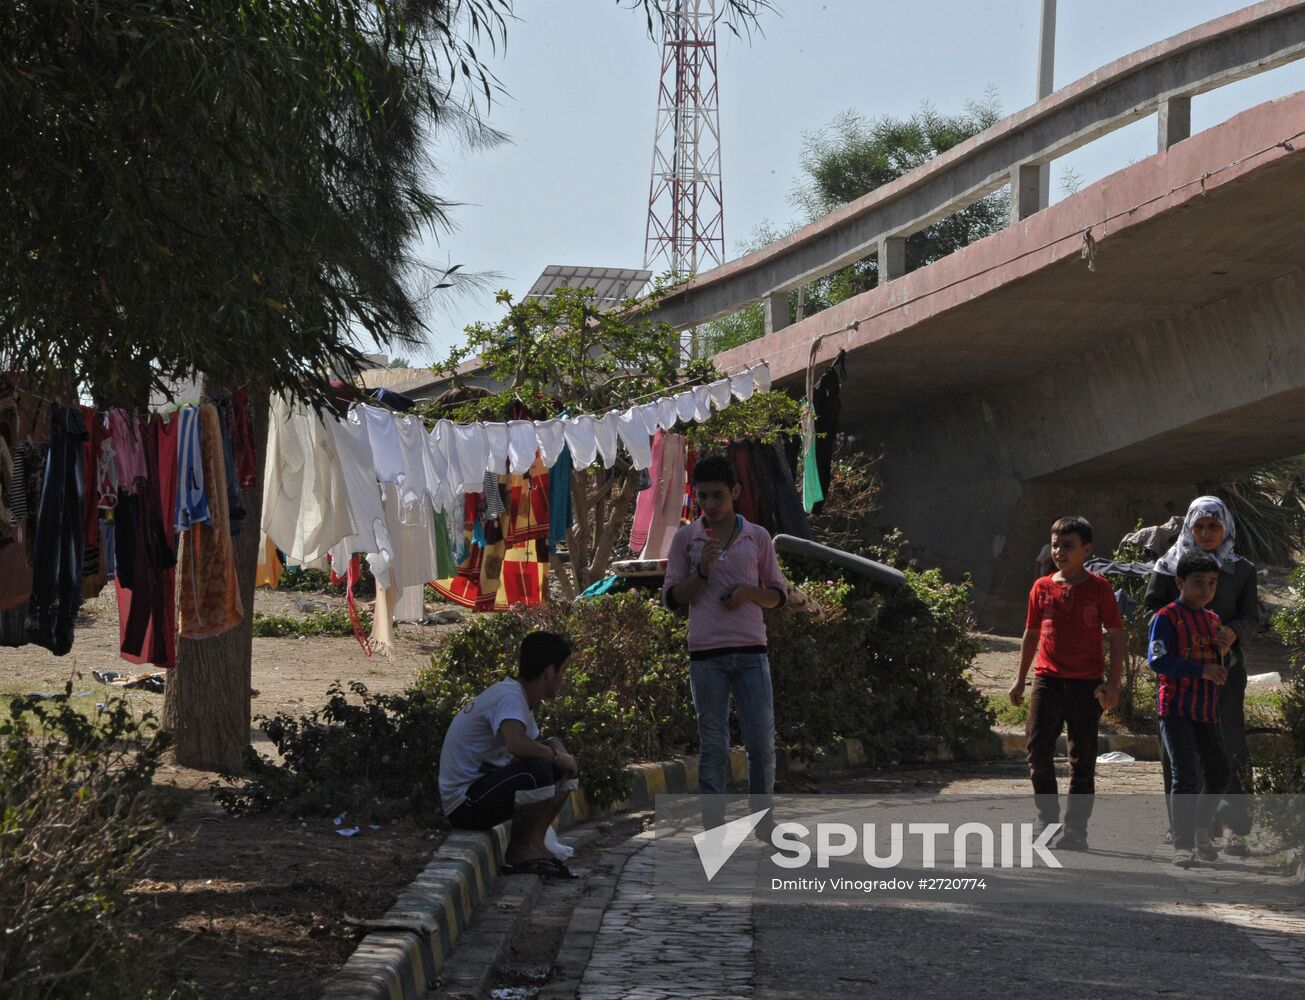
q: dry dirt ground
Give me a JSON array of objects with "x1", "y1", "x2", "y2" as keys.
[{"x1": 5, "y1": 585, "x2": 465, "y2": 1000}]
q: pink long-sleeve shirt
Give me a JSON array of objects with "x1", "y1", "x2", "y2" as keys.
[{"x1": 663, "y1": 515, "x2": 788, "y2": 653}]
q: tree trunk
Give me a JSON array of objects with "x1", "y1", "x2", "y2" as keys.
[{"x1": 162, "y1": 384, "x2": 269, "y2": 773}]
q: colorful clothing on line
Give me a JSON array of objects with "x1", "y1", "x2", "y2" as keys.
[
  {"x1": 175, "y1": 406, "x2": 211, "y2": 531},
  {"x1": 504, "y1": 472, "x2": 549, "y2": 546},
  {"x1": 640, "y1": 432, "x2": 687, "y2": 561},
  {"x1": 108, "y1": 408, "x2": 147, "y2": 489},
  {"x1": 548, "y1": 446, "x2": 574, "y2": 549},
  {"x1": 26, "y1": 404, "x2": 88, "y2": 655},
  {"x1": 178, "y1": 405, "x2": 243, "y2": 639},
  {"x1": 630, "y1": 430, "x2": 663, "y2": 553},
  {"x1": 117, "y1": 411, "x2": 180, "y2": 667}
]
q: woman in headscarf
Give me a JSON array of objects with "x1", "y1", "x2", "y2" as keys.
[{"x1": 1144, "y1": 495, "x2": 1259, "y2": 855}]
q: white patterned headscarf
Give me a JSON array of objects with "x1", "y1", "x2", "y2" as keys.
[{"x1": 1153, "y1": 496, "x2": 1240, "y2": 576}]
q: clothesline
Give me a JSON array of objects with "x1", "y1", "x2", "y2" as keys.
[
  {"x1": 0, "y1": 387, "x2": 256, "y2": 665},
  {"x1": 261, "y1": 362, "x2": 773, "y2": 640},
  {"x1": 264, "y1": 361, "x2": 772, "y2": 572}
]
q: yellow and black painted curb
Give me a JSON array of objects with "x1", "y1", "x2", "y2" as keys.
[{"x1": 321, "y1": 732, "x2": 1003, "y2": 998}]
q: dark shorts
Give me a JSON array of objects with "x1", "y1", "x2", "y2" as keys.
[{"x1": 446, "y1": 758, "x2": 575, "y2": 831}]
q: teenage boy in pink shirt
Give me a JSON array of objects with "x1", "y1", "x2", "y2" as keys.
[{"x1": 664, "y1": 455, "x2": 789, "y2": 830}]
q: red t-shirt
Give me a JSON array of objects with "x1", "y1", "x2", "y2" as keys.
[{"x1": 1025, "y1": 572, "x2": 1123, "y2": 680}]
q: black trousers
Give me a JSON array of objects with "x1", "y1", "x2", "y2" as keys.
[
  {"x1": 1159, "y1": 658, "x2": 1250, "y2": 835},
  {"x1": 26, "y1": 405, "x2": 86, "y2": 656},
  {"x1": 1026, "y1": 675, "x2": 1103, "y2": 833}
]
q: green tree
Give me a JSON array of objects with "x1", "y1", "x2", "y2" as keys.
[
  {"x1": 701, "y1": 94, "x2": 1009, "y2": 350},
  {"x1": 435, "y1": 286, "x2": 798, "y2": 597},
  {"x1": 1, "y1": 1, "x2": 772, "y2": 772}
]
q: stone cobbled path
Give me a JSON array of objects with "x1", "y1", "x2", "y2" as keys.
[{"x1": 575, "y1": 837, "x2": 754, "y2": 1000}]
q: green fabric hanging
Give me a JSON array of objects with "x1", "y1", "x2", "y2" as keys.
[
  {"x1": 801, "y1": 404, "x2": 823, "y2": 514},
  {"x1": 433, "y1": 509, "x2": 455, "y2": 580}
]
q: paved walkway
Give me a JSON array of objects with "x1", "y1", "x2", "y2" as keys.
[
  {"x1": 553, "y1": 810, "x2": 1305, "y2": 999},
  {"x1": 571, "y1": 835, "x2": 753, "y2": 1000}
]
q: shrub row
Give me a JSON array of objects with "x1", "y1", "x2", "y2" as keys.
[
  {"x1": 1, "y1": 690, "x2": 173, "y2": 999},
  {"x1": 221, "y1": 559, "x2": 993, "y2": 822}
]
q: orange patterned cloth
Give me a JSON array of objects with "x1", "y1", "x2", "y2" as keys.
[{"x1": 178, "y1": 405, "x2": 243, "y2": 638}]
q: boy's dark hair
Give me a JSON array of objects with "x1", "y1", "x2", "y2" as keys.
[
  {"x1": 518, "y1": 631, "x2": 572, "y2": 681},
  {"x1": 1050, "y1": 515, "x2": 1093, "y2": 545},
  {"x1": 1175, "y1": 552, "x2": 1220, "y2": 580},
  {"x1": 692, "y1": 454, "x2": 735, "y2": 489}
]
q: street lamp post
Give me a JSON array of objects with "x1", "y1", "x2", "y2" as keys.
[{"x1": 1036, "y1": 0, "x2": 1056, "y2": 209}]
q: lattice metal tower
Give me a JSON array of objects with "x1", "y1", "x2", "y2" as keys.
[{"x1": 643, "y1": 0, "x2": 724, "y2": 278}]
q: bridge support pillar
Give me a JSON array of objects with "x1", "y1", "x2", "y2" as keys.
[
  {"x1": 764, "y1": 291, "x2": 791, "y2": 335},
  {"x1": 1157, "y1": 95, "x2": 1192, "y2": 151},
  {"x1": 877, "y1": 236, "x2": 907, "y2": 282},
  {"x1": 1010, "y1": 164, "x2": 1042, "y2": 222}
]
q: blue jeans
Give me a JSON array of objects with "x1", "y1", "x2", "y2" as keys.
[
  {"x1": 691, "y1": 652, "x2": 776, "y2": 829},
  {"x1": 1160, "y1": 715, "x2": 1230, "y2": 850}
]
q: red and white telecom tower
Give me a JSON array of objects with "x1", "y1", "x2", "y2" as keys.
[{"x1": 643, "y1": 0, "x2": 724, "y2": 278}]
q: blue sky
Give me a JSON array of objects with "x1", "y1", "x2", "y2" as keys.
[{"x1": 408, "y1": 1, "x2": 1305, "y2": 363}]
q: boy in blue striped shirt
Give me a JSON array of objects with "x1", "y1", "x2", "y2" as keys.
[{"x1": 1147, "y1": 551, "x2": 1233, "y2": 868}]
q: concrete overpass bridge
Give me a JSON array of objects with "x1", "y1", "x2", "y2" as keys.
[{"x1": 642, "y1": 1, "x2": 1305, "y2": 630}]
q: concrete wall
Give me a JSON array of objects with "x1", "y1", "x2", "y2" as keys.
[{"x1": 872, "y1": 268, "x2": 1305, "y2": 631}]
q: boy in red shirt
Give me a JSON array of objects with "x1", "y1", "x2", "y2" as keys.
[{"x1": 1009, "y1": 516, "x2": 1124, "y2": 849}]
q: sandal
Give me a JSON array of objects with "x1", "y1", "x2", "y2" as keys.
[
  {"x1": 1172, "y1": 850, "x2": 1196, "y2": 869},
  {"x1": 1194, "y1": 840, "x2": 1219, "y2": 863},
  {"x1": 501, "y1": 857, "x2": 578, "y2": 879}
]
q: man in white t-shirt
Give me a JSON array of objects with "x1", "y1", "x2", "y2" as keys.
[{"x1": 439, "y1": 631, "x2": 581, "y2": 877}]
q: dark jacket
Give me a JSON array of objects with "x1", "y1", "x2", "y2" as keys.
[{"x1": 1144, "y1": 558, "x2": 1260, "y2": 668}]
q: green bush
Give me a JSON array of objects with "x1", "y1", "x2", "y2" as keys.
[
  {"x1": 415, "y1": 593, "x2": 695, "y2": 810},
  {"x1": 767, "y1": 569, "x2": 991, "y2": 763},
  {"x1": 214, "y1": 681, "x2": 450, "y2": 823},
  {"x1": 251, "y1": 608, "x2": 370, "y2": 637},
  {"x1": 276, "y1": 562, "x2": 376, "y2": 597},
  {"x1": 1257, "y1": 586, "x2": 1305, "y2": 850},
  {"x1": 220, "y1": 442, "x2": 993, "y2": 821},
  {"x1": 1, "y1": 687, "x2": 171, "y2": 999}
]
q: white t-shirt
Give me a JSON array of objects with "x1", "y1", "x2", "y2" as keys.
[{"x1": 439, "y1": 678, "x2": 538, "y2": 814}]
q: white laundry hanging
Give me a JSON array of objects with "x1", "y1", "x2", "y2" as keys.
[
  {"x1": 325, "y1": 410, "x2": 390, "y2": 579},
  {"x1": 654, "y1": 396, "x2": 679, "y2": 431},
  {"x1": 534, "y1": 418, "x2": 567, "y2": 467},
  {"x1": 262, "y1": 395, "x2": 355, "y2": 568},
  {"x1": 691, "y1": 385, "x2": 714, "y2": 422},
  {"x1": 729, "y1": 369, "x2": 757, "y2": 401},
  {"x1": 450, "y1": 422, "x2": 489, "y2": 493},
  {"x1": 708, "y1": 378, "x2": 733, "y2": 412},
  {"x1": 595, "y1": 412, "x2": 620, "y2": 468},
  {"x1": 506, "y1": 420, "x2": 539, "y2": 475},
  {"x1": 564, "y1": 415, "x2": 599, "y2": 470},
  {"x1": 673, "y1": 390, "x2": 698, "y2": 425},
  {"x1": 394, "y1": 413, "x2": 430, "y2": 511},
  {"x1": 616, "y1": 406, "x2": 656, "y2": 471},
  {"x1": 484, "y1": 423, "x2": 509, "y2": 474},
  {"x1": 426, "y1": 421, "x2": 458, "y2": 517},
  {"x1": 361, "y1": 404, "x2": 404, "y2": 483}
]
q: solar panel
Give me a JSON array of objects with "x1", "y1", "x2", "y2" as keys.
[{"x1": 525, "y1": 265, "x2": 652, "y2": 310}]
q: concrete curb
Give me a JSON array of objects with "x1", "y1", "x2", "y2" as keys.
[
  {"x1": 322, "y1": 731, "x2": 1005, "y2": 998},
  {"x1": 997, "y1": 731, "x2": 1163, "y2": 760},
  {"x1": 995, "y1": 729, "x2": 1285, "y2": 761}
]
